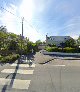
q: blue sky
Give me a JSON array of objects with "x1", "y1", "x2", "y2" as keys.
[{"x1": 0, "y1": 0, "x2": 80, "y2": 42}]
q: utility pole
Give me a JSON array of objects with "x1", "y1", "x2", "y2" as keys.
[
  {"x1": 22, "y1": 17, "x2": 24, "y2": 38},
  {"x1": 21, "y1": 17, "x2": 24, "y2": 56}
]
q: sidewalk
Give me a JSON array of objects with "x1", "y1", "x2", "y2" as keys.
[
  {"x1": 33, "y1": 52, "x2": 54, "y2": 64},
  {"x1": 35, "y1": 52, "x2": 80, "y2": 64}
]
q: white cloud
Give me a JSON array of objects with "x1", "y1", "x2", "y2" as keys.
[
  {"x1": 0, "y1": 4, "x2": 20, "y2": 34},
  {"x1": 18, "y1": 0, "x2": 45, "y2": 42},
  {"x1": 19, "y1": 0, "x2": 35, "y2": 21},
  {"x1": 23, "y1": 21, "x2": 44, "y2": 42},
  {"x1": 34, "y1": 0, "x2": 51, "y2": 13},
  {"x1": 0, "y1": 0, "x2": 45, "y2": 42}
]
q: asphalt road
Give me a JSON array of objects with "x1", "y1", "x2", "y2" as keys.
[
  {"x1": 28, "y1": 60, "x2": 80, "y2": 92},
  {"x1": 0, "y1": 54, "x2": 80, "y2": 92}
]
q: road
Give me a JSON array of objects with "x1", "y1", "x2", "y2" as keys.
[{"x1": 0, "y1": 53, "x2": 80, "y2": 92}]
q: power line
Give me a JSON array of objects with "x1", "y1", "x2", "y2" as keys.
[
  {"x1": 22, "y1": 18, "x2": 39, "y2": 33},
  {"x1": 1, "y1": 7, "x2": 40, "y2": 34},
  {"x1": 0, "y1": 7, "x2": 45, "y2": 41},
  {"x1": 1, "y1": 7, "x2": 21, "y2": 19}
]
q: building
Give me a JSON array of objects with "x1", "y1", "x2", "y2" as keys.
[{"x1": 46, "y1": 35, "x2": 72, "y2": 46}]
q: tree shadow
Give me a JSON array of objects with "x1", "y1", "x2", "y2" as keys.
[
  {"x1": 1, "y1": 84, "x2": 8, "y2": 92},
  {"x1": 26, "y1": 53, "x2": 35, "y2": 61},
  {"x1": 0, "y1": 60, "x2": 16, "y2": 66},
  {"x1": 1, "y1": 53, "x2": 35, "y2": 92},
  {"x1": 1, "y1": 59, "x2": 20, "y2": 92},
  {"x1": 0, "y1": 62, "x2": 5, "y2": 66},
  {"x1": 48, "y1": 54, "x2": 80, "y2": 58}
]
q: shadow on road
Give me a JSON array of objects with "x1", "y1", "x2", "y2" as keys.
[
  {"x1": 48, "y1": 54, "x2": 80, "y2": 58},
  {"x1": 26, "y1": 53, "x2": 35, "y2": 61},
  {"x1": 1, "y1": 59, "x2": 20, "y2": 92},
  {"x1": 1, "y1": 84, "x2": 8, "y2": 92},
  {"x1": 0, "y1": 61, "x2": 15, "y2": 66},
  {"x1": 1, "y1": 53, "x2": 35, "y2": 92}
]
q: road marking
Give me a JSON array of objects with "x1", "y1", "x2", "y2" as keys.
[
  {"x1": 0, "y1": 78, "x2": 31, "y2": 89},
  {"x1": 0, "y1": 78, "x2": 10, "y2": 85},
  {"x1": 52, "y1": 65, "x2": 66, "y2": 66},
  {"x1": 1, "y1": 69, "x2": 34, "y2": 74},
  {"x1": 12, "y1": 79, "x2": 31, "y2": 89},
  {"x1": 11, "y1": 63, "x2": 35, "y2": 68}
]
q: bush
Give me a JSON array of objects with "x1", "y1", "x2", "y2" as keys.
[
  {"x1": 0, "y1": 54, "x2": 20, "y2": 63},
  {"x1": 57, "y1": 48, "x2": 62, "y2": 52},
  {"x1": 0, "y1": 55, "x2": 3, "y2": 60},
  {"x1": 63, "y1": 47, "x2": 77, "y2": 53},
  {"x1": 46, "y1": 47, "x2": 79, "y2": 53},
  {"x1": 46, "y1": 47, "x2": 58, "y2": 52}
]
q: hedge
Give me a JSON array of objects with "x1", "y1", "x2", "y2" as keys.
[
  {"x1": 46, "y1": 47, "x2": 58, "y2": 52},
  {"x1": 46, "y1": 47, "x2": 79, "y2": 53},
  {"x1": 0, "y1": 54, "x2": 20, "y2": 63}
]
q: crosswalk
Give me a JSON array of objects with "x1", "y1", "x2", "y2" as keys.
[{"x1": 0, "y1": 61, "x2": 36, "y2": 91}]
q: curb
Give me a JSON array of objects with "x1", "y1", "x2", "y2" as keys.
[
  {"x1": 39, "y1": 59, "x2": 54, "y2": 64},
  {"x1": 62, "y1": 58, "x2": 80, "y2": 60}
]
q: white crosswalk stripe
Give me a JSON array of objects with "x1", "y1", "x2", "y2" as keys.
[
  {"x1": 1, "y1": 69, "x2": 34, "y2": 74},
  {"x1": 0, "y1": 61, "x2": 36, "y2": 90},
  {"x1": 0, "y1": 78, "x2": 31, "y2": 89},
  {"x1": 11, "y1": 63, "x2": 35, "y2": 67}
]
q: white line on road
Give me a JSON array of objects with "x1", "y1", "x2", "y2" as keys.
[
  {"x1": 1, "y1": 69, "x2": 34, "y2": 74},
  {"x1": 52, "y1": 65, "x2": 66, "y2": 66},
  {"x1": 13, "y1": 79, "x2": 31, "y2": 89},
  {"x1": 0, "y1": 78, "x2": 31, "y2": 89},
  {"x1": 11, "y1": 63, "x2": 35, "y2": 68}
]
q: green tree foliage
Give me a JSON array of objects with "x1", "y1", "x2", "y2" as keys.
[
  {"x1": 0, "y1": 26, "x2": 8, "y2": 50},
  {"x1": 0, "y1": 26, "x2": 7, "y2": 32},
  {"x1": 48, "y1": 44, "x2": 56, "y2": 47},
  {"x1": 0, "y1": 25, "x2": 41, "y2": 55},
  {"x1": 36, "y1": 40, "x2": 42, "y2": 46},
  {"x1": 8, "y1": 40, "x2": 18, "y2": 50},
  {"x1": 64, "y1": 38, "x2": 76, "y2": 48},
  {"x1": 77, "y1": 36, "x2": 80, "y2": 46}
]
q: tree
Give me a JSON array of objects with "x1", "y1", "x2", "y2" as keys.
[
  {"x1": 48, "y1": 44, "x2": 56, "y2": 47},
  {"x1": 8, "y1": 40, "x2": 18, "y2": 50},
  {"x1": 0, "y1": 26, "x2": 8, "y2": 50},
  {"x1": 0, "y1": 25, "x2": 38, "y2": 55},
  {"x1": 36, "y1": 40, "x2": 42, "y2": 46},
  {"x1": 0, "y1": 26, "x2": 7, "y2": 33},
  {"x1": 42, "y1": 41, "x2": 46, "y2": 44},
  {"x1": 77, "y1": 36, "x2": 80, "y2": 46},
  {"x1": 65, "y1": 38, "x2": 76, "y2": 48}
]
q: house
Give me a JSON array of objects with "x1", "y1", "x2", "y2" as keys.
[{"x1": 46, "y1": 35, "x2": 72, "y2": 46}]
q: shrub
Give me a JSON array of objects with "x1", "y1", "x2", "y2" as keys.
[
  {"x1": 0, "y1": 58, "x2": 5, "y2": 62},
  {"x1": 0, "y1": 55, "x2": 3, "y2": 60},
  {"x1": 63, "y1": 47, "x2": 77, "y2": 53},
  {"x1": 58, "y1": 48, "x2": 62, "y2": 52},
  {"x1": 5, "y1": 56, "x2": 10, "y2": 62},
  {"x1": 51, "y1": 47, "x2": 58, "y2": 52},
  {"x1": 46, "y1": 46, "x2": 79, "y2": 53},
  {"x1": 0, "y1": 54, "x2": 20, "y2": 63},
  {"x1": 46, "y1": 47, "x2": 58, "y2": 52}
]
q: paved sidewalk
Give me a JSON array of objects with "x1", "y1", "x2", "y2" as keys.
[
  {"x1": 34, "y1": 52, "x2": 54, "y2": 64},
  {"x1": 33, "y1": 51, "x2": 80, "y2": 64}
]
